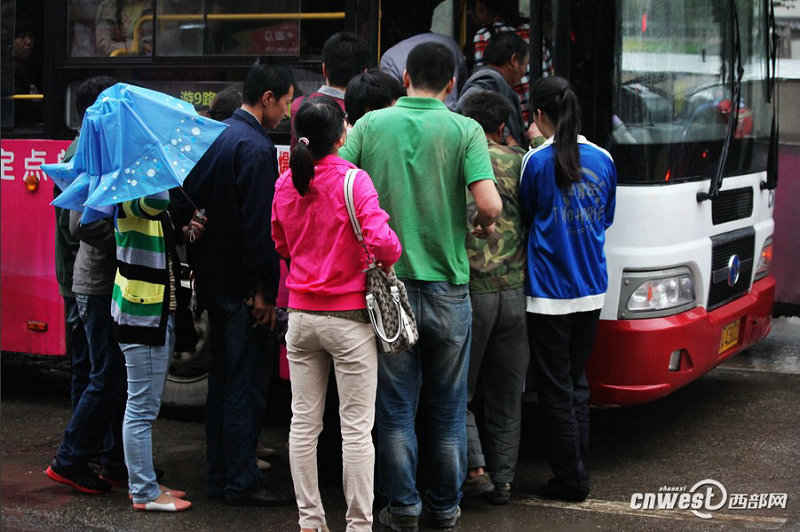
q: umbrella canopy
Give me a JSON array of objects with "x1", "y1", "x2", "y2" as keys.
[{"x1": 43, "y1": 83, "x2": 227, "y2": 223}]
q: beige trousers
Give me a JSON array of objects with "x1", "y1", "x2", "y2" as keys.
[{"x1": 286, "y1": 312, "x2": 378, "y2": 532}]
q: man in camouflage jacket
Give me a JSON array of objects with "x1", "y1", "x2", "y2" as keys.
[{"x1": 460, "y1": 90, "x2": 530, "y2": 505}]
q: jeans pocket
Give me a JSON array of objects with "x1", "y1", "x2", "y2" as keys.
[{"x1": 286, "y1": 312, "x2": 304, "y2": 350}]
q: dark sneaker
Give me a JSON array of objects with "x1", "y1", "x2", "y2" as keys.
[
  {"x1": 99, "y1": 464, "x2": 128, "y2": 487},
  {"x1": 225, "y1": 485, "x2": 294, "y2": 507},
  {"x1": 433, "y1": 506, "x2": 461, "y2": 529},
  {"x1": 378, "y1": 506, "x2": 419, "y2": 532},
  {"x1": 45, "y1": 459, "x2": 112, "y2": 494},
  {"x1": 487, "y1": 482, "x2": 511, "y2": 505},
  {"x1": 462, "y1": 472, "x2": 495, "y2": 497},
  {"x1": 538, "y1": 478, "x2": 588, "y2": 502}
]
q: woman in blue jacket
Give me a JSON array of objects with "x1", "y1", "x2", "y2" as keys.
[{"x1": 520, "y1": 76, "x2": 616, "y2": 502}]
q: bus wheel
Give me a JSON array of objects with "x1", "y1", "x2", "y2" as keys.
[{"x1": 162, "y1": 309, "x2": 210, "y2": 408}]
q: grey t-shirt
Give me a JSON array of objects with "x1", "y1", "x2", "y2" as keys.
[{"x1": 380, "y1": 32, "x2": 468, "y2": 111}]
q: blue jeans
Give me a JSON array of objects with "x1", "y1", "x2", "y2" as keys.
[
  {"x1": 376, "y1": 280, "x2": 471, "y2": 521},
  {"x1": 205, "y1": 296, "x2": 271, "y2": 499},
  {"x1": 64, "y1": 295, "x2": 90, "y2": 410},
  {"x1": 121, "y1": 315, "x2": 175, "y2": 503},
  {"x1": 55, "y1": 294, "x2": 126, "y2": 470}
]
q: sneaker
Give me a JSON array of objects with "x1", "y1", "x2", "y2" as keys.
[
  {"x1": 377, "y1": 506, "x2": 419, "y2": 532},
  {"x1": 225, "y1": 485, "x2": 295, "y2": 507},
  {"x1": 99, "y1": 464, "x2": 128, "y2": 487},
  {"x1": 461, "y1": 472, "x2": 495, "y2": 497},
  {"x1": 256, "y1": 458, "x2": 271, "y2": 471},
  {"x1": 487, "y1": 482, "x2": 511, "y2": 505},
  {"x1": 45, "y1": 459, "x2": 112, "y2": 495},
  {"x1": 433, "y1": 506, "x2": 461, "y2": 529}
]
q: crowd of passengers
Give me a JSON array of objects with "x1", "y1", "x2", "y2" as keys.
[{"x1": 47, "y1": 3, "x2": 616, "y2": 531}]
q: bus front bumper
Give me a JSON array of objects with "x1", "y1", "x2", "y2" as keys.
[{"x1": 587, "y1": 276, "x2": 776, "y2": 406}]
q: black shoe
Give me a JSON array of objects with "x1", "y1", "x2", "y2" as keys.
[
  {"x1": 99, "y1": 464, "x2": 128, "y2": 486},
  {"x1": 225, "y1": 485, "x2": 295, "y2": 507},
  {"x1": 433, "y1": 506, "x2": 461, "y2": 529},
  {"x1": 45, "y1": 459, "x2": 111, "y2": 495},
  {"x1": 487, "y1": 482, "x2": 511, "y2": 505},
  {"x1": 377, "y1": 507, "x2": 419, "y2": 532},
  {"x1": 538, "y1": 479, "x2": 588, "y2": 502},
  {"x1": 461, "y1": 472, "x2": 495, "y2": 497}
]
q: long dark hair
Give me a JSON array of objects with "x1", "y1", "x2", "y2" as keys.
[
  {"x1": 531, "y1": 76, "x2": 582, "y2": 188},
  {"x1": 290, "y1": 96, "x2": 345, "y2": 196}
]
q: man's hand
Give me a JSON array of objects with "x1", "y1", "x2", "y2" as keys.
[
  {"x1": 245, "y1": 287, "x2": 276, "y2": 330},
  {"x1": 182, "y1": 210, "x2": 207, "y2": 243}
]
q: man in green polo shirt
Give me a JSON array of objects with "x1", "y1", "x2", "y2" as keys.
[{"x1": 340, "y1": 41, "x2": 502, "y2": 532}]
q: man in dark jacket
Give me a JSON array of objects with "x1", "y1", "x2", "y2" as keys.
[
  {"x1": 457, "y1": 31, "x2": 529, "y2": 147},
  {"x1": 182, "y1": 59, "x2": 294, "y2": 507}
]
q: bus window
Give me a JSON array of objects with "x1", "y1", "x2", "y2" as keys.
[
  {"x1": 1, "y1": 0, "x2": 44, "y2": 129},
  {"x1": 611, "y1": 0, "x2": 771, "y2": 184},
  {"x1": 94, "y1": 0, "x2": 154, "y2": 57}
]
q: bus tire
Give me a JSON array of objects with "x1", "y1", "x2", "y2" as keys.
[{"x1": 162, "y1": 309, "x2": 211, "y2": 408}]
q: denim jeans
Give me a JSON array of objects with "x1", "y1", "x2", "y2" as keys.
[
  {"x1": 466, "y1": 288, "x2": 529, "y2": 484},
  {"x1": 55, "y1": 294, "x2": 126, "y2": 470},
  {"x1": 64, "y1": 295, "x2": 90, "y2": 410},
  {"x1": 376, "y1": 280, "x2": 471, "y2": 521},
  {"x1": 121, "y1": 315, "x2": 175, "y2": 503},
  {"x1": 527, "y1": 310, "x2": 601, "y2": 494},
  {"x1": 205, "y1": 296, "x2": 271, "y2": 499}
]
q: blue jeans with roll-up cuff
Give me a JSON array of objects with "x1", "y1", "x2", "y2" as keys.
[
  {"x1": 376, "y1": 280, "x2": 471, "y2": 521},
  {"x1": 121, "y1": 314, "x2": 175, "y2": 504},
  {"x1": 55, "y1": 294, "x2": 126, "y2": 471}
]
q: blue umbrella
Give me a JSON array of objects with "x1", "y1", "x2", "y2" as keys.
[{"x1": 43, "y1": 83, "x2": 227, "y2": 222}]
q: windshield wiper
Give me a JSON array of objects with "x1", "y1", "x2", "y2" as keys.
[{"x1": 698, "y1": 0, "x2": 744, "y2": 203}]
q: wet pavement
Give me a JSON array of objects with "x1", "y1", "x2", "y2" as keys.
[{"x1": 1, "y1": 317, "x2": 799, "y2": 531}]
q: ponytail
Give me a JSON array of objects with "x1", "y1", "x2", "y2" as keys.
[
  {"x1": 289, "y1": 96, "x2": 346, "y2": 196},
  {"x1": 553, "y1": 88, "x2": 581, "y2": 188},
  {"x1": 530, "y1": 76, "x2": 583, "y2": 189},
  {"x1": 289, "y1": 140, "x2": 315, "y2": 196}
]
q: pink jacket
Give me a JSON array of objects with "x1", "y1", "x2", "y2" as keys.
[{"x1": 271, "y1": 155, "x2": 402, "y2": 311}]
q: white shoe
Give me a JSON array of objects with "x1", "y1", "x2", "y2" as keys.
[
  {"x1": 133, "y1": 497, "x2": 192, "y2": 512},
  {"x1": 256, "y1": 459, "x2": 271, "y2": 471}
]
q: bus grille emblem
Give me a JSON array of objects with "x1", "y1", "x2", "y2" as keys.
[{"x1": 727, "y1": 255, "x2": 741, "y2": 287}]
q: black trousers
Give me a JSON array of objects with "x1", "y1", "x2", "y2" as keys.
[{"x1": 528, "y1": 309, "x2": 601, "y2": 494}]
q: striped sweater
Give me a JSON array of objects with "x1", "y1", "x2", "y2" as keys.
[{"x1": 112, "y1": 191, "x2": 177, "y2": 346}]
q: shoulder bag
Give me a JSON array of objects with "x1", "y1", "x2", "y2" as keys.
[{"x1": 343, "y1": 168, "x2": 419, "y2": 353}]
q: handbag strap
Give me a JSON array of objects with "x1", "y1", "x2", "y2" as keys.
[{"x1": 343, "y1": 168, "x2": 374, "y2": 264}]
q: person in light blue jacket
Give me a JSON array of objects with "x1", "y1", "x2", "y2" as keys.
[{"x1": 519, "y1": 75, "x2": 616, "y2": 503}]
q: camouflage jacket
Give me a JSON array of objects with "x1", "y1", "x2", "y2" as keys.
[{"x1": 466, "y1": 141, "x2": 527, "y2": 293}]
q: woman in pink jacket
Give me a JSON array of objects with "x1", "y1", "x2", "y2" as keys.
[{"x1": 271, "y1": 96, "x2": 402, "y2": 532}]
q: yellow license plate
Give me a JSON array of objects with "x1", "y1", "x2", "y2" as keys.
[{"x1": 719, "y1": 319, "x2": 741, "y2": 354}]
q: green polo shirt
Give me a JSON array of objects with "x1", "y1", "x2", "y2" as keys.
[{"x1": 340, "y1": 97, "x2": 495, "y2": 284}]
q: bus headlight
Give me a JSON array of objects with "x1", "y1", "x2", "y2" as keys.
[
  {"x1": 754, "y1": 237, "x2": 772, "y2": 281},
  {"x1": 619, "y1": 267, "x2": 696, "y2": 319}
]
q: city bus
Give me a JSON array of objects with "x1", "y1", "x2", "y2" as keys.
[{"x1": 0, "y1": 0, "x2": 788, "y2": 407}]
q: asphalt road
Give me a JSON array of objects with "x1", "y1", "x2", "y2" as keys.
[{"x1": 2, "y1": 317, "x2": 798, "y2": 531}]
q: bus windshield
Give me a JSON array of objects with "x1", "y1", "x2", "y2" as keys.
[{"x1": 611, "y1": 0, "x2": 771, "y2": 185}]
